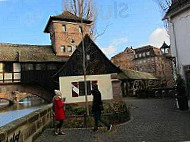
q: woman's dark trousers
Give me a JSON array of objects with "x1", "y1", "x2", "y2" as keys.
[
  {"x1": 57, "y1": 120, "x2": 63, "y2": 129},
  {"x1": 93, "y1": 111, "x2": 110, "y2": 129}
]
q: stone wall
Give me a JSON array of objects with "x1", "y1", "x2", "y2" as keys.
[{"x1": 0, "y1": 104, "x2": 53, "y2": 142}]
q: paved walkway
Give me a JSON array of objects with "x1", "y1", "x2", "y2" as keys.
[{"x1": 35, "y1": 98, "x2": 190, "y2": 142}]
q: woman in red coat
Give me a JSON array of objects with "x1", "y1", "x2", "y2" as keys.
[{"x1": 53, "y1": 90, "x2": 66, "y2": 135}]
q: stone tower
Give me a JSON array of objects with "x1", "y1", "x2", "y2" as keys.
[{"x1": 44, "y1": 11, "x2": 93, "y2": 56}]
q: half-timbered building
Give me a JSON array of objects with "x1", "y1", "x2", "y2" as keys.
[
  {"x1": 0, "y1": 11, "x2": 93, "y2": 103},
  {"x1": 58, "y1": 35, "x2": 122, "y2": 103}
]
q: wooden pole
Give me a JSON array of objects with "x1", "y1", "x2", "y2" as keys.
[{"x1": 81, "y1": 21, "x2": 89, "y2": 117}]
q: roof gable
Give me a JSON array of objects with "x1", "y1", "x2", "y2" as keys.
[{"x1": 59, "y1": 35, "x2": 121, "y2": 77}]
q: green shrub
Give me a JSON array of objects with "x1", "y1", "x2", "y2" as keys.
[
  {"x1": 62, "y1": 100, "x2": 130, "y2": 128},
  {"x1": 72, "y1": 107, "x2": 86, "y2": 115}
]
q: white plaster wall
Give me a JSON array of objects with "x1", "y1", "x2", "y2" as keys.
[
  {"x1": 4, "y1": 73, "x2": 12, "y2": 80},
  {"x1": 0, "y1": 63, "x2": 3, "y2": 81},
  {"x1": 169, "y1": 9, "x2": 190, "y2": 76},
  {"x1": 14, "y1": 73, "x2": 21, "y2": 80},
  {"x1": 59, "y1": 74, "x2": 113, "y2": 103},
  {"x1": 0, "y1": 63, "x2": 3, "y2": 72},
  {"x1": 13, "y1": 63, "x2": 21, "y2": 72},
  {"x1": 0, "y1": 74, "x2": 3, "y2": 80}
]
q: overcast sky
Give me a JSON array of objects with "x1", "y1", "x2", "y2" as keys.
[{"x1": 0, "y1": 0, "x2": 170, "y2": 58}]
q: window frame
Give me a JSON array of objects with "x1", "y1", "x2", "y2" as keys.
[
  {"x1": 60, "y1": 45, "x2": 66, "y2": 53},
  {"x1": 68, "y1": 46, "x2": 72, "y2": 52},
  {"x1": 62, "y1": 25, "x2": 66, "y2": 32},
  {"x1": 72, "y1": 81, "x2": 98, "y2": 97},
  {"x1": 79, "y1": 26, "x2": 83, "y2": 33}
]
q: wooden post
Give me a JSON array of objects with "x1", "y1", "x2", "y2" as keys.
[{"x1": 81, "y1": 20, "x2": 89, "y2": 117}]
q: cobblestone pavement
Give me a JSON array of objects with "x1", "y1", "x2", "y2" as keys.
[{"x1": 35, "y1": 98, "x2": 190, "y2": 142}]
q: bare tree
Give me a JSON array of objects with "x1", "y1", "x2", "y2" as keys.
[
  {"x1": 154, "y1": 0, "x2": 173, "y2": 31},
  {"x1": 62, "y1": 0, "x2": 112, "y2": 119},
  {"x1": 63, "y1": 0, "x2": 96, "y2": 21},
  {"x1": 62, "y1": 0, "x2": 96, "y2": 117},
  {"x1": 154, "y1": 0, "x2": 172, "y2": 13}
]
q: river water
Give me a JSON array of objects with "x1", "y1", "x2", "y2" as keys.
[{"x1": 0, "y1": 97, "x2": 49, "y2": 127}]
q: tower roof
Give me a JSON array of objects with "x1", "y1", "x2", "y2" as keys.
[
  {"x1": 44, "y1": 11, "x2": 93, "y2": 33},
  {"x1": 160, "y1": 42, "x2": 170, "y2": 49}
]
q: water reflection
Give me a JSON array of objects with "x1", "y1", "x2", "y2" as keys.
[{"x1": 0, "y1": 96, "x2": 48, "y2": 127}]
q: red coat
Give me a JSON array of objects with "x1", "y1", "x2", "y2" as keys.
[{"x1": 54, "y1": 98, "x2": 66, "y2": 121}]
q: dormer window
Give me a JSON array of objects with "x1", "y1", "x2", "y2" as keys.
[
  {"x1": 60, "y1": 46, "x2": 65, "y2": 52},
  {"x1": 79, "y1": 26, "x2": 83, "y2": 33},
  {"x1": 62, "y1": 25, "x2": 66, "y2": 32},
  {"x1": 68, "y1": 46, "x2": 72, "y2": 52}
]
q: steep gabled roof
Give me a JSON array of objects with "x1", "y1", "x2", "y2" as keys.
[
  {"x1": 44, "y1": 11, "x2": 93, "y2": 33},
  {"x1": 58, "y1": 35, "x2": 121, "y2": 77},
  {"x1": 0, "y1": 43, "x2": 69, "y2": 62},
  {"x1": 164, "y1": 0, "x2": 190, "y2": 19}
]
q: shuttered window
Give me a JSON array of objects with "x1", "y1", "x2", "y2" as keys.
[{"x1": 71, "y1": 81, "x2": 98, "y2": 97}]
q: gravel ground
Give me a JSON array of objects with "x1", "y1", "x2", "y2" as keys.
[{"x1": 35, "y1": 98, "x2": 190, "y2": 142}]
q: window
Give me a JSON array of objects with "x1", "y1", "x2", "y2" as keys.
[
  {"x1": 68, "y1": 46, "x2": 72, "y2": 52},
  {"x1": 21, "y1": 64, "x2": 34, "y2": 71},
  {"x1": 27, "y1": 64, "x2": 34, "y2": 70},
  {"x1": 79, "y1": 81, "x2": 91, "y2": 96},
  {"x1": 79, "y1": 26, "x2": 83, "y2": 33},
  {"x1": 35, "y1": 64, "x2": 42, "y2": 70},
  {"x1": 135, "y1": 55, "x2": 138, "y2": 58},
  {"x1": 72, "y1": 81, "x2": 98, "y2": 97},
  {"x1": 143, "y1": 53, "x2": 146, "y2": 57},
  {"x1": 139, "y1": 54, "x2": 142, "y2": 58},
  {"x1": 47, "y1": 64, "x2": 57, "y2": 70},
  {"x1": 165, "y1": 48, "x2": 169, "y2": 54},
  {"x1": 35, "y1": 64, "x2": 46, "y2": 70},
  {"x1": 60, "y1": 46, "x2": 65, "y2": 52},
  {"x1": 146, "y1": 52, "x2": 150, "y2": 56},
  {"x1": 62, "y1": 25, "x2": 66, "y2": 32},
  {"x1": 4, "y1": 63, "x2": 13, "y2": 73}
]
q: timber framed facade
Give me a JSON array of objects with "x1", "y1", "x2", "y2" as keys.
[{"x1": 0, "y1": 11, "x2": 93, "y2": 101}]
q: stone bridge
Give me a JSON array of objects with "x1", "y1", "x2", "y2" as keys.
[{"x1": 0, "y1": 84, "x2": 54, "y2": 104}]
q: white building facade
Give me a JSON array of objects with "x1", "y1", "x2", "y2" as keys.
[
  {"x1": 58, "y1": 35, "x2": 122, "y2": 103},
  {"x1": 168, "y1": 8, "x2": 190, "y2": 77},
  {"x1": 164, "y1": 1, "x2": 190, "y2": 93},
  {"x1": 59, "y1": 74, "x2": 114, "y2": 103}
]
